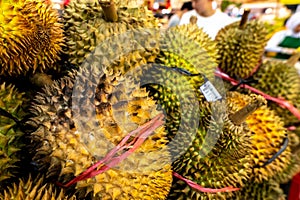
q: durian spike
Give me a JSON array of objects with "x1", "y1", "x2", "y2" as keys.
[
  {"x1": 239, "y1": 9, "x2": 251, "y2": 29},
  {"x1": 189, "y1": 16, "x2": 197, "y2": 25},
  {"x1": 229, "y1": 95, "x2": 267, "y2": 125},
  {"x1": 99, "y1": 0, "x2": 118, "y2": 22},
  {"x1": 286, "y1": 52, "x2": 300, "y2": 66}
]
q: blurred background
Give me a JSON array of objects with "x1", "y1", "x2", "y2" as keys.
[
  {"x1": 145, "y1": 0, "x2": 298, "y2": 29},
  {"x1": 47, "y1": 0, "x2": 300, "y2": 30}
]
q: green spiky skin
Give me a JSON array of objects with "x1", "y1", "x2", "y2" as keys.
[
  {"x1": 0, "y1": 174, "x2": 76, "y2": 199},
  {"x1": 288, "y1": 131, "x2": 300, "y2": 149},
  {"x1": 0, "y1": 0, "x2": 64, "y2": 76},
  {"x1": 215, "y1": 20, "x2": 268, "y2": 79},
  {"x1": 230, "y1": 179, "x2": 286, "y2": 200},
  {"x1": 63, "y1": 0, "x2": 159, "y2": 67},
  {"x1": 141, "y1": 27, "x2": 261, "y2": 198},
  {"x1": 28, "y1": 66, "x2": 172, "y2": 199},
  {"x1": 158, "y1": 25, "x2": 218, "y2": 81},
  {"x1": 70, "y1": 23, "x2": 219, "y2": 162},
  {"x1": 274, "y1": 148, "x2": 300, "y2": 184},
  {"x1": 252, "y1": 59, "x2": 300, "y2": 126},
  {"x1": 169, "y1": 24, "x2": 219, "y2": 68},
  {"x1": 273, "y1": 132, "x2": 300, "y2": 184},
  {"x1": 0, "y1": 83, "x2": 27, "y2": 184},
  {"x1": 142, "y1": 26, "x2": 219, "y2": 157},
  {"x1": 152, "y1": 25, "x2": 219, "y2": 142},
  {"x1": 135, "y1": 64, "x2": 202, "y2": 160},
  {"x1": 168, "y1": 99, "x2": 253, "y2": 200},
  {"x1": 226, "y1": 92, "x2": 291, "y2": 183}
]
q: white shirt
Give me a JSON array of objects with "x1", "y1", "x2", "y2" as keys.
[
  {"x1": 168, "y1": 14, "x2": 180, "y2": 28},
  {"x1": 266, "y1": 12, "x2": 300, "y2": 54},
  {"x1": 265, "y1": 30, "x2": 300, "y2": 53},
  {"x1": 179, "y1": 10, "x2": 237, "y2": 39}
]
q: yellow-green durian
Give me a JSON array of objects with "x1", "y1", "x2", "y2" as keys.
[
  {"x1": 231, "y1": 179, "x2": 286, "y2": 200},
  {"x1": 0, "y1": 82, "x2": 27, "y2": 184},
  {"x1": 168, "y1": 94, "x2": 264, "y2": 200},
  {"x1": 226, "y1": 91, "x2": 291, "y2": 182},
  {"x1": 28, "y1": 66, "x2": 172, "y2": 199},
  {"x1": 0, "y1": 174, "x2": 76, "y2": 199},
  {"x1": 215, "y1": 12, "x2": 268, "y2": 79},
  {"x1": 63, "y1": 0, "x2": 159, "y2": 67},
  {"x1": 252, "y1": 59, "x2": 300, "y2": 126}
]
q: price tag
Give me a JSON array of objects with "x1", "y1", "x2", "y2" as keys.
[{"x1": 200, "y1": 80, "x2": 222, "y2": 102}]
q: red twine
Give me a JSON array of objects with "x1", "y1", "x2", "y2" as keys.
[
  {"x1": 57, "y1": 113, "x2": 165, "y2": 188},
  {"x1": 215, "y1": 69, "x2": 300, "y2": 121},
  {"x1": 247, "y1": 59, "x2": 262, "y2": 79},
  {"x1": 288, "y1": 126, "x2": 297, "y2": 131},
  {"x1": 56, "y1": 111, "x2": 242, "y2": 194},
  {"x1": 173, "y1": 172, "x2": 240, "y2": 193}
]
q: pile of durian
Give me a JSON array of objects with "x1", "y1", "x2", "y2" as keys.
[{"x1": 0, "y1": 1, "x2": 300, "y2": 199}]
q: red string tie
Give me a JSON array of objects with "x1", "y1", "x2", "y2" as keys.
[
  {"x1": 215, "y1": 69, "x2": 300, "y2": 121},
  {"x1": 173, "y1": 172, "x2": 240, "y2": 193},
  {"x1": 57, "y1": 113, "x2": 164, "y2": 188}
]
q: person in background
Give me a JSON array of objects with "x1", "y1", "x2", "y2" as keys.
[
  {"x1": 179, "y1": 0, "x2": 237, "y2": 39},
  {"x1": 168, "y1": 1, "x2": 193, "y2": 28},
  {"x1": 265, "y1": 12, "x2": 300, "y2": 59}
]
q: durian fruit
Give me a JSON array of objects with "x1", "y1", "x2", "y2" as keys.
[
  {"x1": 0, "y1": 174, "x2": 76, "y2": 199},
  {"x1": 230, "y1": 179, "x2": 286, "y2": 200},
  {"x1": 215, "y1": 10, "x2": 269, "y2": 79},
  {"x1": 157, "y1": 21, "x2": 219, "y2": 82},
  {"x1": 226, "y1": 91, "x2": 291, "y2": 183},
  {"x1": 143, "y1": 26, "x2": 220, "y2": 158},
  {"x1": 0, "y1": 82, "x2": 27, "y2": 185},
  {"x1": 28, "y1": 65, "x2": 172, "y2": 199},
  {"x1": 74, "y1": 24, "x2": 219, "y2": 162},
  {"x1": 273, "y1": 132, "x2": 300, "y2": 184},
  {"x1": 274, "y1": 147, "x2": 300, "y2": 184},
  {"x1": 166, "y1": 24, "x2": 219, "y2": 68},
  {"x1": 131, "y1": 64, "x2": 201, "y2": 161},
  {"x1": 64, "y1": 0, "x2": 159, "y2": 67},
  {"x1": 252, "y1": 58, "x2": 300, "y2": 126},
  {"x1": 0, "y1": 0, "x2": 64, "y2": 76},
  {"x1": 168, "y1": 94, "x2": 266, "y2": 200}
]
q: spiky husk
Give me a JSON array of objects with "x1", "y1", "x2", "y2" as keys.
[
  {"x1": 273, "y1": 131, "x2": 300, "y2": 184},
  {"x1": 158, "y1": 24, "x2": 218, "y2": 81},
  {"x1": 132, "y1": 64, "x2": 201, "y2": 161},
  {"x1": 74, "y1": 25, "x2": 218, "y2": 160},
  {"x1": 167, "y1": 24, "x2": 218, "y2": 72},
  {"x1": 63, "y1": 0, "x2": 159, "y2": 67},
  {"x1": 0, "y1": 83, "x2": 27, "y2": 184},
  {"x1": 215, "y1": 20, "x2": 268, "y2": 79},
  {"x1": 28, "y1": 66, "x2": 172, "y2": 199},
  {"x1": 0, "y1": 0, "x2": 64, "y2": 76},
  {"x1": 144, "y1": 26, "x2": 220, "y2": 157},
  {"x1": 0, "y1": 174, "x2": 76, "y2": 199},
  {"x1": 168, "y1": 98, "x2": 254, "y2": 200},
  {"x1": 252, "y1": 59, "x2": 300, "y2": 126},
  {"x1": 226, "y1": 91, "x2": 291, "y2": 182},
  {"x1": 274, "y1": 148, "x2": 300, "y2": 184},
  {"x1": 230, "y1": 179, "x2": 286, "y2": 200}
]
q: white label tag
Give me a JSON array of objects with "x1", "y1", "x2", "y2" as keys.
[{"x1": 200, "y1": 80, "x2": 222, "y2": 102}]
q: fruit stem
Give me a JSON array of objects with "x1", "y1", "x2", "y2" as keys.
[
  {"x1": 286, "y1": 52, "x2": 300, "y2": 66},
  {"x1": 99, "y1": 0, "x2": 118, "y2": 22},
  {"x1": 229, "y1": 95, "x2": 266, "y2": 125},
  {"x1": 239, "y1": 9, "x2": 250, "y2": 29}
]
